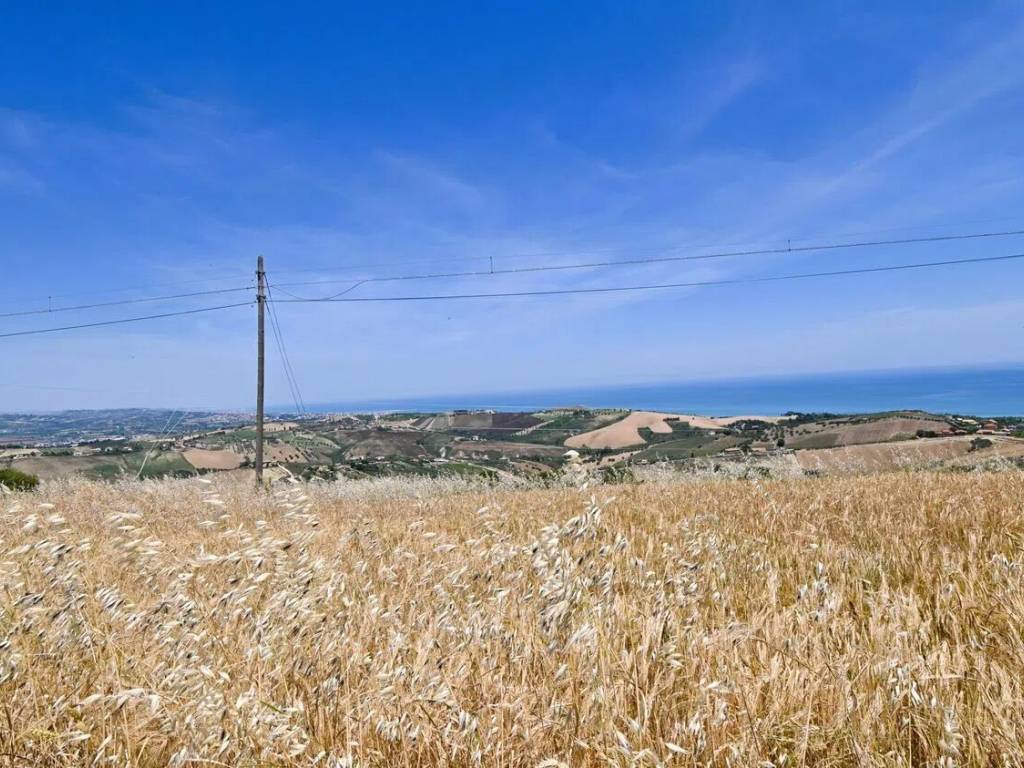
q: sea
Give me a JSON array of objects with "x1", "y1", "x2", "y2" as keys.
[{"x1": 304, "y1": 365, "x2": 1024, "y2": 417}]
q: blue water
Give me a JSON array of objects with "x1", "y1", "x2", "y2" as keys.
[{"x1": 303, "y1": 365, "x2": 1024, "y2": 417}]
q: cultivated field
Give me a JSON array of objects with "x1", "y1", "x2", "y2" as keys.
[
  {"x1": 793, "y1": 434, "x2": 1024, "y2": 473},
  {"x1": 182, "y1": 447, "x2": 243, "y2": 471},
  {"x1": 2, "y1": 470, "x2": 1024, "y2": 766},
  {"x1": 565, "y1": 411, "x2": 786, "y2": 450},
  {"x1": 564, "y1": 411, "x2": 677, "y2": 449},
  {"x1": 785, "y1": 416, "x2": 954, "y2": 450}
]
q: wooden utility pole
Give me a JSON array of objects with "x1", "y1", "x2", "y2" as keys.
[{"x1": 255, "y1": 255, "x2": 266, "y2": 487}]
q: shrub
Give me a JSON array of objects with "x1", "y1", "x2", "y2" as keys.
[{"x1": 0, "y1": 467, "x2": 39, "y2": 491}]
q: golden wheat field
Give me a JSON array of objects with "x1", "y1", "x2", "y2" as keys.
[{"x1": 2, "y1": 469, "x2": 1024, "y2": 767}]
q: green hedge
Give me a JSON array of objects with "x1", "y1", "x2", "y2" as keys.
[{"x1": 0, "y1": 468, "x2": 39, "y2": 491}]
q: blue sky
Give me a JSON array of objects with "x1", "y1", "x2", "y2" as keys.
[{"x1": 2, "y1": 2, "x2": 1024, "y2": 411}]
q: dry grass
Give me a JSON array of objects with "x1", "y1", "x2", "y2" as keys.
[
  {"x1": 183, "y1": 448, "x2": 244, "y2": 471},
  {"x1": 2, "y1": 470, "x2": 1024, "y2": 766}
]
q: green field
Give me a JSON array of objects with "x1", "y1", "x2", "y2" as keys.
[
  {"x1": 11, "y1": 447, "x2": 195, "y2": 480},
  {"x1": 630, "y1": 434, "x2": 746, "y2": 462},
  {"x1": 502, "y1": 409, "x2": 628, "y2": 445}
]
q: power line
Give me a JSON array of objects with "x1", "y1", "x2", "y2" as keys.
[
  {"x1": 6, "y1": 220, "x2": 1023, "y2": 310},
  {"x1": 269, "y1": 252, "x2": 1024, "y2": 304},
  {"x1": 0, "y1": 271, "x2": 253, "y2": 310},
  {"x1": 0, "y1": 301, "x2": 254, "y2": 339},
  {"x1": 271, "y1": 281, "x2": 367, "y2": 301},
  {"x1": 267, "y1": 298, "x2": 303, "y2": 415},
  {"x1": 267, "y1": 217, "x2": 1024, "y2": 277},
  {"x1": 268, "y1": 227, "x2": 1024, "y2": 299},
  {"x1": 6, "y1": 225, "x2": 1021, "y2": 314},
  {"x1": 265, "y1": 278, "x2": 305, "y2": 414},
  {"x1": 136, "y1": 409, "x2": 189, "y2": 479},
  {"x1": 770, "y1": 214, "x2": 1024, "y2": 247},
  {"x1": 0, "y1": 285, "x2": 255, "y2": 319},
  {"x1": 270, "y1": 227, "x2": 1024, "y2": 286},
  {"x1": 264, "y1": 280, "x2": 306, "y2": 415}
]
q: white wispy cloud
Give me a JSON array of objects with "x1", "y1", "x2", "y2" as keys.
[{"x1": 3, "y1": 8, "x2": 1024, "y2": 409}]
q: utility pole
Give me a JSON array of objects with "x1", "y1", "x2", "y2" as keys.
[{"x1": 255, "y1": 255, "x2": 265, "y2": 487}]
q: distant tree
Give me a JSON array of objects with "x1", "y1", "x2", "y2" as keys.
[
  {"x1": 776, "y1": 438, "x2": 785, "y2": 448},
  {"x1": 0, "y1": 468, "x2": 39, "y2": 491}
]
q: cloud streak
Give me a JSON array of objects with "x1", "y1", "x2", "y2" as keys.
[{"x1": 2, "y1": 7, "x2": 1024, "y2": 409}]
